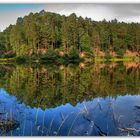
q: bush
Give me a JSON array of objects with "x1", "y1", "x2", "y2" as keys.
[
  {"x1": 66, "y1": 47, "x2": 82, "y2": 63},
  {"x1": 0, "y1": 52, "x2": 16, "y2": 58},
  {"x1": 105, "y1": 50, "x2": 111, "y2": 60},
  {"x1": 68, "y1": 47, "x2": 79, "y2": 60},
  {"x1": 85, "y1": 50, "x2": 93, "y2": 58},
  {"x1": 16, "y1": 56, "x2": 27, "y2": 64},
  {"x1": 41, "y1": 49, "x2": 59, "y2": 62},
  {"x1": 116, "y1": 49, "x2": 125, "y2": 58}
]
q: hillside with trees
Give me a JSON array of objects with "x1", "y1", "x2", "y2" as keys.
[{"x1": 0, "y1": 10, "x2": 140, "y2": 63}]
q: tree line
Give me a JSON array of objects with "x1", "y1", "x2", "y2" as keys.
[{"x1": 0, "y1": 10, "x2": 140, "y2": 61}]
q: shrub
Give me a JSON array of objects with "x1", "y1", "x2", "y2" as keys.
[
  {"x1": 116, "y1": 49, "x2": 125, "y2": 58},
  {"x1": 16, "y1": 56, "x2": 27, "y2": 64},
  {"x1": 41, "y1": 49, "x2": 59, "y2": 62},
  {"x1": 68, "y1": 47, "x2": 79, "y2": 60}
]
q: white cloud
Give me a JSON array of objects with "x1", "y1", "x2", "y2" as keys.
[{"x1": 1, "y1": 4, "x2": 140, "y2": 31}]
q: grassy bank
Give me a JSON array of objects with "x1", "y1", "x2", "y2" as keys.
[
  {"x1": 0, "y1": 58, "x2": 16, "y2": 64},
  {"x1": 0, "y1": 56, "x2": 139, "y2": 65},
  {"x1": 94, "y1": 57, "x2": 136, "y2": 62}
]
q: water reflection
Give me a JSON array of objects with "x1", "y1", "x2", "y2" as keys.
[{"x1": 0, "y1": 62, "x2": 140, "y2": 136}]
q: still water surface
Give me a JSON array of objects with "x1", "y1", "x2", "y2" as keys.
[{"x1": 0, "y1": 62, "x2": 140, "y2": 136}]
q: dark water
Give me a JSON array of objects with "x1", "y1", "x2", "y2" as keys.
[{"x1": 0, "y1": 62, "x2": 140, "y2": 136}]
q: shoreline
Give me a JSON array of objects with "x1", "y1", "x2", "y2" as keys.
[{"x1": 0, "y1": 56, "x2": 139, "y2": 65}]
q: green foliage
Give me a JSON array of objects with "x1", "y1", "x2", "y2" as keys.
[
  {"x1": 0, "y1": 53, "x2": 15, "y2": 59},
  {"x1": 68, "y1": 47, "x2": 80, "y2": 61},
  {"x1": 105, "y1": 50, "x2": 111, "y2": 60},
  {"x1": 41, "y1": 49, "x2": 59, "y2": 62},
  {"x1": 0, "y1": 10, "x2": 140, "y2": 61},
  {"x1": 16, "y1": 56, "x2": 27, "y2": 64},
  {"x1": 116, "y1": 48, "x2": 126, "y2": 57}
]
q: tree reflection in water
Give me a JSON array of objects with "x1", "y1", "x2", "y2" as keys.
[{"x1": 0, "y1": 62, "x2": 140, "y2": 136}]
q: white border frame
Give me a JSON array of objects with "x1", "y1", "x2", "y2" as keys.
[{"x1": 0, "y1": 1, "x2": 140, "y2": 140}]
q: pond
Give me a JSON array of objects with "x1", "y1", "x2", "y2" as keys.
[{"x1": 0, "y1": 62, "x2": 140, "y2": 136}]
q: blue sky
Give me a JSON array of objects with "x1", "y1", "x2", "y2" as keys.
[
  {"x1": 0, "y1": 4, "x2": 140, "y2": 31},
  {"x1": 0, "y1": 4, "x2": 44, "y2": 12},
  {"x1": 0, "y1": 4, "x2": 46, "y2": 31}
]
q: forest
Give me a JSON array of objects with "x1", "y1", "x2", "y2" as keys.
[{"x1": 0, "y1": 10, "x2": 140, "y2": 63}]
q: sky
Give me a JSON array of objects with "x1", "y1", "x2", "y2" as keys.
[{"x1": 1, "y1": 4, "x2": 140, "y2": 31}]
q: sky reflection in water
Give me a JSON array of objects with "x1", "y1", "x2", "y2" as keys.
[{"x1": 0, "y1": 63, "x2": 140, "y2": 136}]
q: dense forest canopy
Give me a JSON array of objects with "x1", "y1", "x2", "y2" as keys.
[{"x1": 0, "y1": 10, "x2": 140, "y2": 60}]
